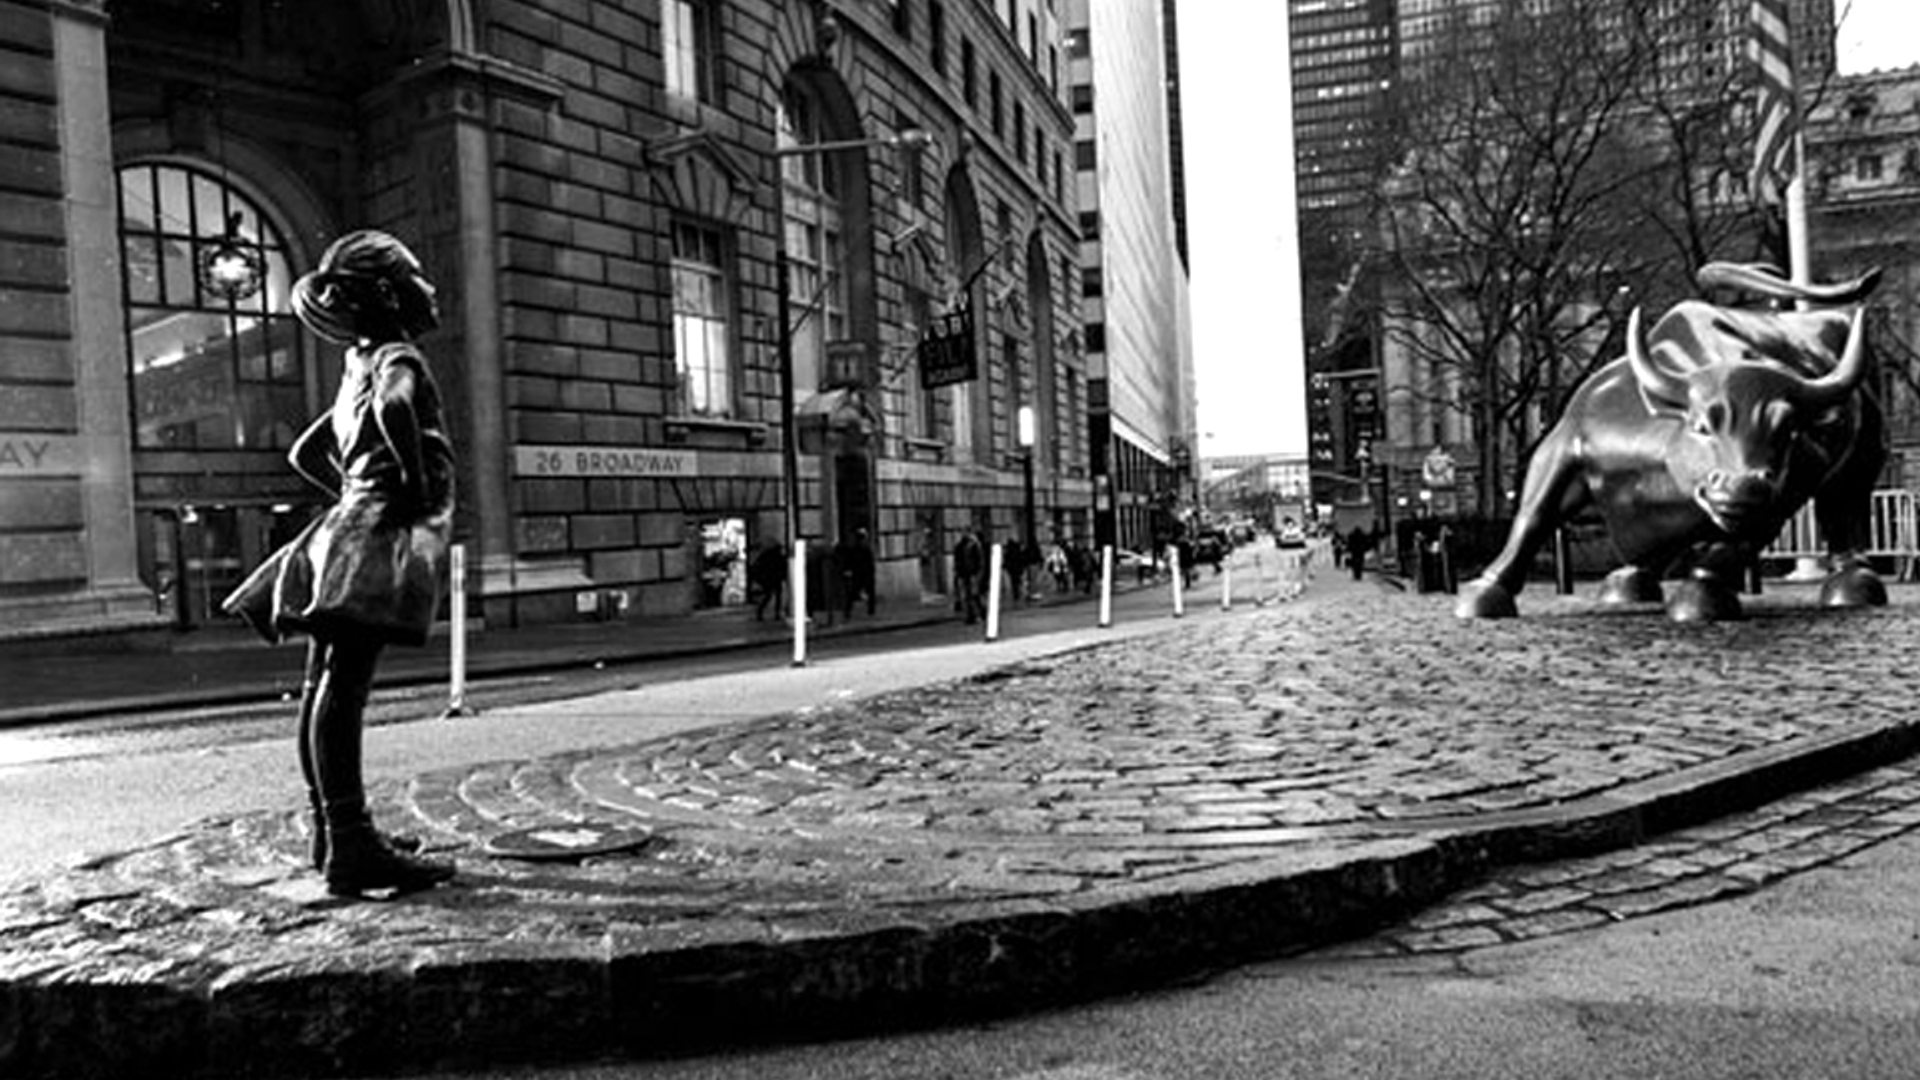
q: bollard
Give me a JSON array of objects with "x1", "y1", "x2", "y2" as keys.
[
  {"x1": 1099, "y1": 544, "x2": 1113, "y2": 628},
  {"x1": 443, "y1": 543, "x2": 472, "y2": 719},
  {"x1": 1553, "y1": 527, "x2": 1575, "y2": 596},
  {"x1": 1170, "y1": 547, "x2": 1185, "y2": 617},
  {"x1": 986, "y1": 543, "x2": 1005, "y2": 641},
  {"x1": 1221, "y1": 559, "x2": 1232, "y2": 610},
  {"x1": 791, "y1": 538, "x2": 808, "y2": 667}
]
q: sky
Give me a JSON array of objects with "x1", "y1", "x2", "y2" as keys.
[{"x1": 1179, "y1": 0, "x2": 1920, "y2": 462}]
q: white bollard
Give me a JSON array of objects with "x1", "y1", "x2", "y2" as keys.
[
  {"x1": 1170, "y1": 546, "x2": 1185, "y2": 617},
  {"x1": 1221, "y1": 558, "x2": 1232, "y2": 611},
  {"x1": 1099, "y1": 544, "x2": 1114, "y2": 628},
  {"x1": 791, "y1": 538, "x2": 808, "y2": 667},
  {"x1": 444, "y1": 543, "x2": 471, "y2": 718},
  {"x1": 986, "y1": 542, "x2": 1005, "y2": 641}
]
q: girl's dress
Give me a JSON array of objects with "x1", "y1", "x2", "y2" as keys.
[{"x1": 224, "y1": 342, "x2": 455, "y2": 647}]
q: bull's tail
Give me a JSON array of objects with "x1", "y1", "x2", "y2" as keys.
[{"x1": 1698, "y1": 262, "x2": 1882, "y2": 306}]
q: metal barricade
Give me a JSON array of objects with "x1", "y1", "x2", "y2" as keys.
[{"x1": 1761, "y1": 489, "x2": 1918, "y2": 575}]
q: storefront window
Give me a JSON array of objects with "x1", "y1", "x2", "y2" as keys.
[
  {"x1": 118, "y1": 163, "x2": 306, "y2": 451},
  {"x1": 694, "y1": 517, "x2": 748, "y2": 609}
]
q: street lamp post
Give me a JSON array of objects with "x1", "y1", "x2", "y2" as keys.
[
  {"x1": 771, "y1": 128, "x2": 934, "y2": 554},
  {"x1": 1018, "y1": 405, "x2": 1037, "y2": 559}
]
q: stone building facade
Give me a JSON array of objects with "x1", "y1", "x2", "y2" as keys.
[{"x1": 0, "y1": 0, "x2": 1087, "y2": 641}]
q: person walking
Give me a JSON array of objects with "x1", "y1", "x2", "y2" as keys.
[
  {"x1": 837, "y1": 527, "x2": 876, "y2": 618},
  {"x1": 952, "y1": 527, "x2": 987, "y2": 624},
  {"x1": 222, "y1": 230, "x2": 457, "y2": 898},
  {"x1": 1347, "y1": 525, "x2": 1374, "y2": 581},
  {"x1": 747, "y1": 540, "x2": 786, "y2": 621}
]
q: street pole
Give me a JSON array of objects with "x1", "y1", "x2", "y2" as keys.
[{"x1": 777, "y1": 247, "x2": 800, "y2": 555}]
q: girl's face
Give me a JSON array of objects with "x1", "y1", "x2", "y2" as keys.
[{"x1": 406, "y1": 272, "x2": 441, "y2": 333}]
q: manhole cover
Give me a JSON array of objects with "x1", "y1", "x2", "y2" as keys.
[{"x1": 482, "y1": 822, "x2": 654, "y2": 861}]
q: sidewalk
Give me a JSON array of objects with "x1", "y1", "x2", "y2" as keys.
[
  {"x1": 0, "y1": 577, "x2": 1114, "y2": 727},
  {"x1": 8, "y1": 561, "x2": 1917, "y2": 1079}
]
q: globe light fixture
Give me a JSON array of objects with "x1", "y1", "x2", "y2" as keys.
[{"x1": 199, "y1": 212, "x2": 263, "y2": 303}]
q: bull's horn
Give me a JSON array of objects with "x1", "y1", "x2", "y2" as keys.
[
  {"x1": 1797, "y1": 306, "x2": 1869, "y2": 407},
  {"x1": 1698, "y1": 262, "x2": 1883, "y2": 306},
  {"x1": 1626, "y1": 306, "x2": 1688, "y2": 407}
]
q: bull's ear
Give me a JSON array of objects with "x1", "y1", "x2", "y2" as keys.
[{"x1": 1626, "y1": 307, "x2": 1689, "y2": 412}]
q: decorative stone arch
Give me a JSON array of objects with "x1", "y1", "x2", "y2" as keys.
[
  {"x1": 644, "y1": 132, "x2": 757, "y2": 226},
  {"x1": 110, "y1": 121, "x2": 336, "y2": 280},
  {"x1": 778, "y1": 61, "x2": 883, "y2": 358}
]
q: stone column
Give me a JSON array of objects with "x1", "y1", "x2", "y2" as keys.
[{"x1": 0, "y1": 1, "x2": 159, "y2": 639}]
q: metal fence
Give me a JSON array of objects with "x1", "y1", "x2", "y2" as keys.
[{"x1": 1761, "y1": 489, "x2": 1919, "y2": 570}]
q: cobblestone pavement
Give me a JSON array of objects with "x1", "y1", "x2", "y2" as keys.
[
  {"x1": 6, "y1": 581, "x2": 1920, "y2": 1078},
  {"x1": 1322, "y1": 755, "x2": 1920, "y2": 957}
]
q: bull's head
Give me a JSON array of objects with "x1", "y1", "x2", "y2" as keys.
[{"x1": 1627, "y1": 305, "x2": 1867, "y2": 535}]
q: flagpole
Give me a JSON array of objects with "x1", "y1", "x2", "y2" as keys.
[{"x1": 1786, "y1": 130, "x2": 1810, "y2": 292}]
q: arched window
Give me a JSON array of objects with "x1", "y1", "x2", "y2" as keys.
[{"x1": 117, "y1": 163, "x2": 306, "y2": 451}]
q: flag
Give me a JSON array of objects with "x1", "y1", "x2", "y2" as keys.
[{"x1": 1749, "y1": 0, "x2": 1798, "y2": 204}]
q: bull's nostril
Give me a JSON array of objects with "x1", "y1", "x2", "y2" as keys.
[{"x1": 1706, "y1": 470, "x2": 1727, "y2": 490}]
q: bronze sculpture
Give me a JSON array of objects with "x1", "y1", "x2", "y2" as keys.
[
  {"x1": 223, "y1": 230, "x2": 458, "y2": 896},
  {"x1": 1456, "y1": 263, "x2": 1888, "y2": 622}
]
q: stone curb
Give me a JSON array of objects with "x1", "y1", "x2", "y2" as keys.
[{"x1": 6, "y1": 711, "x2": 1917, "y2": 1079}]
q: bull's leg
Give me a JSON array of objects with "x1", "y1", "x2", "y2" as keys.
[
  {"x1": 1456, "y1": 434, "x2": 1587, "y2": 619},
  {"x1": 1813, "y1": 489, "x2": 1888, "y2": 609},
  {"x1": 1667, "y1": 543, "x2": 1748, "y2": 622},
  {"x1": 1809, "y1": 395, "x2": 1889, "y2": 608},
  {"x1": 1598, "y1": 565, "x2": 1663, "y2": 604}
]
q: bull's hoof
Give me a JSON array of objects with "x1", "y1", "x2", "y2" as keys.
[
  {"x1": 1454, "y1": 579, "x2": 1518, "y2": 619},
  {"x1": 1667, "y1": 575, "x2": 1744, "y2": 622},
  {"x1": 1819, "y1": 564, "x2": 1887, "y2": 608},
  {"x1": 1599, "y1": 567, "x2": 1663, "y2": 605}
]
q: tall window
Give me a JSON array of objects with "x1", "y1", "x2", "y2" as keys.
[
  {"x1": 778, "y1": 85, "x2": 848, "y2": 393},
  {"x1": 672, "y1": 219, "x2": 732, "y2": 417},
  {"x1": 117, "y1": 163, "x2": 304, "y2": 451},
  {"x1": 962, "y1": 38, "x2": 977, "y2": 106},
  {"x1": 663, "y1": 0, "x2": 718, "y2": 104},
  {"x1": 930, "y1": 1, "x2": 947, "y2": 74}
]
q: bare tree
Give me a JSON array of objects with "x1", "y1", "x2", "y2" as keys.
[
  {"x1": 1365, "y1": 0, "x2": 1826, "y2": 517},
  {"x1": 1371, "y1": 0, "x2": 1668, "y2": 516}
]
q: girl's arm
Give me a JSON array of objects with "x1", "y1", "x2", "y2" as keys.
[
  {"x1": 372, "y1": 356, "x2": 427, "y2": 506},
  {"x1": 287, "y1": 414, "x2": 340, "y2": 497}
]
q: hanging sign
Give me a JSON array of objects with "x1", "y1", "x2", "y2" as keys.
[{"x1": 917, "y1": 307, "x2": 977, "y2": 389}]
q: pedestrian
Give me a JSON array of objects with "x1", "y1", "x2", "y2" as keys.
[
  {"x1": 1069, "y1": 541, "x2": 1094, "y2": 594},
  {"x1": 1347, "y1": 525, "x2": 1373, "y2": 581},
  {"x1": 953, "y1": 527, "x2": 986, "y2": 624},
  {"x1": 221, "y1": 229, "x2": 455, "y2": 898},
  {"x1": 747, "y1": 540, "x2": 786, "y2": 621},
  {"x1": 1046, "y1": 538, "x2": 1071, "y2": 593},
  {"x1": 1176, "y1": 533, "x2": 1196, "y2": 588},
  {"x1": 837, "y1": 527, "x2": 876, "y2": 618}
]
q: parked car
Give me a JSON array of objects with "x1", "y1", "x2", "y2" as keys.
[
  {"x1": 1277, "y1": 521, "x2": 1308, "y2": 549},
  {"x1": 1115, "y1": 548, "x2": 1160, "y2": 584}
]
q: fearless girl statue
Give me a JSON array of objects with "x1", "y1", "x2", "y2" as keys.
[{"x1": 224, "y1": 230, "x2": 457, "y2": 897}]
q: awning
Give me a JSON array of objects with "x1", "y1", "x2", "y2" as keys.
[{"x1": 794, "y1": 387, "x2": 881, "y2": 452}]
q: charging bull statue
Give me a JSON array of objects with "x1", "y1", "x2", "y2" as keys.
[{"x1": 1456, "y1": 262, "x2": 1888, "y2": 622}]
